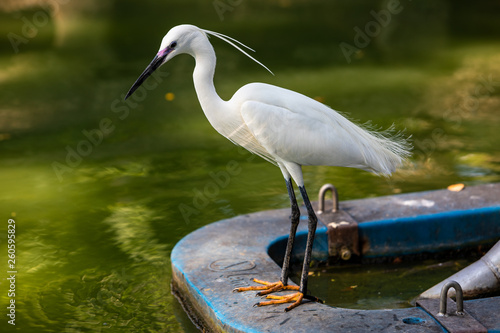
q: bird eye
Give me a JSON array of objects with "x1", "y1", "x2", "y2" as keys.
[{"x1": 169, "y1": 41, "x2": 177, "y2": 49}]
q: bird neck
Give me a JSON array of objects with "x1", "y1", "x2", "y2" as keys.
[{"x1": 192, "y1": 43, "x2": 225, "y2": 117}]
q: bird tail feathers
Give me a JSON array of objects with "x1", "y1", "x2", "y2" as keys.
[{"x1": 351, "y1": 122, "x2": 412, "y2": 176}]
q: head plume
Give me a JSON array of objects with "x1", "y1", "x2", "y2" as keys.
[{"x1": 201, "y1": 28, "x2": 274, "y2": 75}]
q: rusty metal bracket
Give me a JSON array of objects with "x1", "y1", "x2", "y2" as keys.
[
  {"x1": 326, "y1": 216, "x2": 359, "y2": 260},
  {"x1": 317, "y1": 184, "x2": 360, "y2": 260},
  {"x1": 416, "y1": 281, "x2": 487, "y2": 333}
]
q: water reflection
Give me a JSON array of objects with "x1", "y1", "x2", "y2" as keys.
[
  {"x1": 104, "y1": 204, "x2": 169, "y2": 265},
  {"x1": 61, "y1": 204, "x2": 181, "y2": 332}
]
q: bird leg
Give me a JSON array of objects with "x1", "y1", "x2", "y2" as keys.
[
  {"x1": 234, "y1": 181, "x2": 322, "y2": 311},
  {"x1": 255, "y1": 185, "x2": 322, "y2": 311},
  {"x1": 297, "y1": 185, "x2": 317, "y2": 296},
  {"x1": 233, "y1": 179, "x2": 299, "y2": 295},
  {"x1": 256, "y1": 185, "x2": 322, "y2": 311},
  {"x1": 281, "y1": 178, "x2": 301, "y2": 286}
]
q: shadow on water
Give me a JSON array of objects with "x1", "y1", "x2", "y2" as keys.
[{"x1": 1, "y1": 0, "x2": 500, "y2": 332}]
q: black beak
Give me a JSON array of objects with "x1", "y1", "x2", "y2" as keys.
[{"x1": 124, "y1": 53, "x2": 167, "y2": 100}]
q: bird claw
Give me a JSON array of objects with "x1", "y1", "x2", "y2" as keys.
[
  {"x1": 303, "y1": 294, "x2": 325, "y2": 304},
  {"x1": 234, "y1": 279, "x2": 321, "y2": 311}
]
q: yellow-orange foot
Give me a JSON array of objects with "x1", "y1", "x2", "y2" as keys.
[
  {"x1": 233, "y1": 279, "x2": 299, "y2": 295},
  {"x1": 233, "y1": 279, "x2": 306, "y2": 311},
  {"x1": 256, "y1": 292, "x2": 305, "y2": 312}
]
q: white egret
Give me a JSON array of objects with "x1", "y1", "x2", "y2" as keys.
[{"x1": 125, "y1": 24, "x2": 411, "y2": 311}]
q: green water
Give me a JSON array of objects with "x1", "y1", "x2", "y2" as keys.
[
  {"x1": 1, "y1": 1, "x2": 500, "y2": 332},
  {"x1": 304, "y1": 257, "x2": 482, "y2": 309}
]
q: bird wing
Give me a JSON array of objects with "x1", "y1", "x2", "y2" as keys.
[
  {"x1": 240, "y1": 100, "x2": 371, "y2": 170},
  {"x1": 232, "y1": 83, "x2": 409, "y2": 175},
  {"x1": 219, "y1": 104, "x2": 278, "y2": 166}
]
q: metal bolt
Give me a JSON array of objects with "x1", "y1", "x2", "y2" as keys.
[{"x1": 340, "y1": 246, "x2": 351, "y2": 260}]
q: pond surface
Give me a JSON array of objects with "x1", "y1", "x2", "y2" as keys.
[
  {"x1": 304, "y1": 257, "x2": 482, "y2": 310},
  {"x1": 1, "y1": 1, "x2": 500, "y2": 332}
]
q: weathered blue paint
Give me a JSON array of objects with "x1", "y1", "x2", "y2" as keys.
[{"x1": 359, "y1": 206, "x2": 500, "y2": 257}]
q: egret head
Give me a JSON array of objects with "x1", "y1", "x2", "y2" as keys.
[
  {"x1": 125, "y1": 24, "x2": 272, "y2": 100},
  {"x1": 124, "y1": 25, "x2": 204, "y2": 100}
]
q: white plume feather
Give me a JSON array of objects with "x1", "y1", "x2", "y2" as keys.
[{"x1": 202, "y1": 29, "x2": 274, "y2": 76}]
